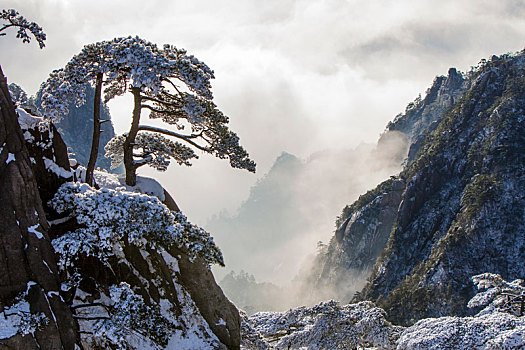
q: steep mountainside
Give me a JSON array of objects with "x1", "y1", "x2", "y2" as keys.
[
  {"x1": 306, "y1": 64, "x2": 471, "y2": 304},
  {"x1": 309, "y1": 51, "x2": 525, "y2": 325},
  {"x1": 364, "y1": 52, "x2": 525, "y2": 324}
]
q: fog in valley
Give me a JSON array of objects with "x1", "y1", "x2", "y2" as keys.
[{"x1": 208, "y1": 130, "x2": 409, "y2": 312}]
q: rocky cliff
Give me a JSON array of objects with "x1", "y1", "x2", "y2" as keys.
[
  {"x1": 309, "y1": 51, "x2": 525, "y2": 325},
  {"x1": 1, "y1": 67, "x2": 240, "y2": 349},
  {"x1": 0, "y1": 66, "x2": 78, "y2": 349}
]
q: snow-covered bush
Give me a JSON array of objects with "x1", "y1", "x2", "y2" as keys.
[
  {"x1": 468, "y1": 273, "x2": 525, "y2": 317},
  {"x1": 82, "y1": 283, "x2": 176, "y2": 349},
  {"x1": 397, "y1": 311, "x2": 525, "y2": 349},
  {"x1": 397, "y1": 273, "x2": 525, "y2": 349},
  {"x1": 244, "y1": 300, "x2": 402, "y2": 349},
  {"x1": 240, "y1": 310, "x2": 271, "y2": 350},
  {"x1": 50, "y1": 182, "x2": 224, "y2": 269}
]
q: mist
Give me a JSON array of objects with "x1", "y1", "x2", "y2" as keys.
[{"x1": 207, "y1": 129, "x2": 408, "y2": 312}]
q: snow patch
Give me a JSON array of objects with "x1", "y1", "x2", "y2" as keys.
[
  {"x1": 28, "y1": 224, "x2": 43, "y2": 239},
  {"x1": 43, "y1": 157, "x2": 73, "y2": 178},
  {"x1": 0, "y1": 297, "x2": 48, "y2": 340},
  {"x1": 17, "y1": 108, "x2": 42, "y2": 129},
  {"x1": 6, "y1": 153, "x2": 15, "y2": 164}
]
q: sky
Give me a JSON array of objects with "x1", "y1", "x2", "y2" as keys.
[{"x1": 1, "y1": 0, "x2": 525, "y2": 225}]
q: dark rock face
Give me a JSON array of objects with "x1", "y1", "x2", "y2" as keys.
[
  {"x1": 20, "y1": 114, "x2": 72, "y2": 217},
  {"x1": 0, "y1": 66, "x2": 77, "y2": 348},
  {"x1": 361, "y1": 53, "x2": 525, "y2": 325},
  {"x1": 175, "y1": 247, "x2": 241, "y2": 349}
]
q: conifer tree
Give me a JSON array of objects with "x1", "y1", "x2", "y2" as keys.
[{"x1": 42, "y1": 36, "x2": 255, "y2": 186}]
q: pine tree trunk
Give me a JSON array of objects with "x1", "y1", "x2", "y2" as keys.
[
  {"x1": 123, "y1": 87, "x2": 142, "y2": 186},
  {"x1": 85, "y1": 72, "x2": 103, "y2": 186}
]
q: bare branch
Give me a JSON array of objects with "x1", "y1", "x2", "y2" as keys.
[
  {"x1": 138, "y1": 125, "x2": 209, "y2": 152},
  {"x1": 73, "y1": 315, "x2": 110, "y2": 320},
  {"x1": 71, "y1": 302, "x2": 109, "y2": 311}
]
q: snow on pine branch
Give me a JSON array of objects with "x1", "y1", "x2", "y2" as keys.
[
  {"x1": 40, "y1": 36, "x2": 215, "y2": 120},
  {"x1": 50, "y1": 182, "x2": 224, "y2": 270},
  {"x1": 162, "y1": 44, "x2": 214, "y2": 100},
  {"x1": 40, "y1": 69, "x2": 87, "y2": 120},
  {"x1": 85, "y1": 283, "x2": 176, "y2": 349},
  {"x1": 143, "y1": 89, "x2": 256, "y2": 173},
  {"x1": 0, "y1": 9, "x2": 46, "y2": 48}
]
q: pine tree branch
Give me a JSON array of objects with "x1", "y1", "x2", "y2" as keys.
[
  {"x1": 161, "y1": 78, "x2": 183, "y2": 96},
  {"x1": 141, "y1": 95, "x2": 180, "y2": 107},
  {"x1": 71, "y1": 302, "x2": 109, "y2": 311},
  {"x1": 73, "y1": 315, "x2": 110, "y2": 320},
  {"x1": 138, "y1": 125, "x2": 209, "y2": 152}
]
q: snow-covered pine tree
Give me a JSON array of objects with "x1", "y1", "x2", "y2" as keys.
[
  {"x1": 7, "y1": 83, "x2": 28, "y2": 107},
  {"x1": 100, "y1": 37, "x2": 256, "y2": 185},
  {"x1": 0, "y1": 8, "x2": 46, "y2": 48},
  {"x1": 42, "y1": 36, "x2": 255, "y2": 186}
]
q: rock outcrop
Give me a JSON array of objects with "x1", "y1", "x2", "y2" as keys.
[
  {"x1": 307, "y1": 178, "x2": 405, "y2": 302},
  {"x1": 0, "y1": 66, "x2": 77, "y2": 348}
]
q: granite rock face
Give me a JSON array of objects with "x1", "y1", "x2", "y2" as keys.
[{"x1": 0, "y1": 66, "x2": 78, "y2": 349}]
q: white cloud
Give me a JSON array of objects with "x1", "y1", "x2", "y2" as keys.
[{"x1": 1, "y1": 0, "x2": 524, "y2": 225}]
